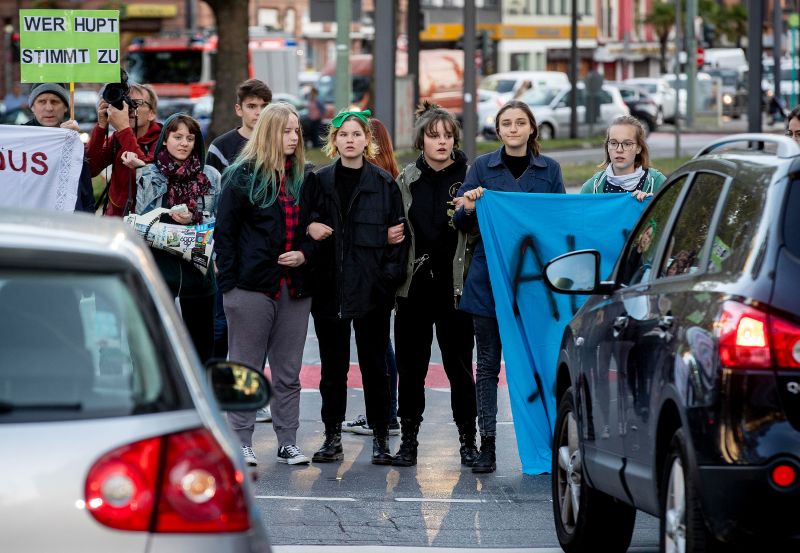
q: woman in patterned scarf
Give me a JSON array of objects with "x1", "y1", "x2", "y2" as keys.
[{"x1": 126, "y1": 113, "x2": 220, "y2": 362}]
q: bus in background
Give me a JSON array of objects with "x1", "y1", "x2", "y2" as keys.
[{"x1": 125, "y1": 33, "x2": 301, "y2": 99}]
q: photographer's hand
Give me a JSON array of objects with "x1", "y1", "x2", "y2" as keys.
[
  {"x1": 97, "y1": 99, "x2": 110, "y2": 129},
  {"x1": 107, "y1": 104, "x2": 131, "y2": 132}
]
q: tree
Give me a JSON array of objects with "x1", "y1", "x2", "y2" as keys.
[
  {"x1": 720, "y1": 3, "x2": 748, "y2": 50},
  {"x1": 201, "y1": 0, "x2": 249, "y2": 142},
  {"x1": 644, "y1": 1, "x2": 676, "y2": 74}
]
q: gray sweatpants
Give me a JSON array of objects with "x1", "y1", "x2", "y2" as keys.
[{"x1": 224, "y1": 285, "x2": 311, "y2": 448}]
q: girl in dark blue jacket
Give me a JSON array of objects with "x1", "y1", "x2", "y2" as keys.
[{"x1": 453, "y1": 100, "x2": 565, "y2": 473}]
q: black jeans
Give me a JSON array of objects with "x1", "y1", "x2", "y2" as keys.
[
  {"x1": 314, "y1": 308, "x2": 391, "y2": 433},
  {"x1": 473, "y1": 314, "x2": 502, "y2": 437},
  {"x1": 179, "y1": 293, "x2": 216, "y2": 364},
  {"x1": 395, "y1": 278, "x2": 476, "y2": 425}
]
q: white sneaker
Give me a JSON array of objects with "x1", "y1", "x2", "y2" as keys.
[
  {"x1": 277, "y1": 444, "x2": 311, "y2": 465},
  {"x1": 256, "y1": 406, "x2": 272, "y2": 422},
  {"x1": 241, "y1": 445, "x2": 257, "y2": 466},
  {"x1": 343, "y1": 414, "x2": 369, "y2": 434}
]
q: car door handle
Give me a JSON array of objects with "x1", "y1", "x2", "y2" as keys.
[
  {"x1": 613, "y1": 316, "x2": 629, "y2": 336},
  {"x1": 658, "y1": 316, "x2": 674, "y2": 330}
]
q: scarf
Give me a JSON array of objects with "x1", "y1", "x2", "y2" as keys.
[
  {"x1": 604, "y1": 164, "x2": 645, "y2": 192},
  {"x1": 156, "y1": 148, "x2": 211, "y2": 224}
]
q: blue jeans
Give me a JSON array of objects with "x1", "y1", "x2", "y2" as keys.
[{"x1": 473, "y1": 314, "x2": 502, "y2": 437}]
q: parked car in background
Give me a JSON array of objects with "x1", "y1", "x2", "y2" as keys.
[
  {"x1": 705, "y1": 67, "x2": 746, "y2": 119},
  {"x1": 625, "y1": 77, "x2": 678, "y2": 124},
  {"x1": 608, "y1": 82, "x2": 659, "y2": 133},
  {"x1": 0, "y1": 210, "x2": 274, "y2": 553},
  {"x1": 490, "y1": 83, "x2": 628, "y2": 140},
  {"x1": 545, "y1": 134, "x2": 800, "y2": 552},
  {"x1": 0, "y1": 88, "x2": 99, "y2": 142},
  {"x1": 479, "y1": 70, "x2": 570, "y2": 97}
]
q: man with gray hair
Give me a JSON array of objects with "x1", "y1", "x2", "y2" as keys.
[
  {"x1": 87, "y1": 82, "x2": 162, "y2": 216},
  {"x1": 25, "y1": 82, "x2": 94, "y2": 213}
]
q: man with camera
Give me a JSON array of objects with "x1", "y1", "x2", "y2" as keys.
[
  {"x1": 88, "y1": 79, "x2": 162, "y2": 216},
  {"x1": 24, "y1": 83, "x2": 95, "y2": 213}
]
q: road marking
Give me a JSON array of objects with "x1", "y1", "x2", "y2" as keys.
[
  {"x1": 394, "y1": 497, "x2": 511, "y2": 504},
  {"x1": 255, "y1": 495, "x2": 357, "y2": 502}
]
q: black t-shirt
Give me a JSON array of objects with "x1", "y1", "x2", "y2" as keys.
[
  {"x1": 206, "y1": 128, "x2": 248, "y2": 173},
  {"x1": 409, "y1": 152, "x2": 468, "y2": 284},
  {"x1": 335, "y1": 161, "x2": 363, "y2": 220},
  {"x1": 502, "y1": 148, "x2": 529, "y2": 180}
]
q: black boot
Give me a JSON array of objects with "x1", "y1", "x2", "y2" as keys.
[
  {"x1": 313, "y1": 422, "x2": 343, "y2": 462},
  {"x1": 392, "y1": 419, "x2": 420, "y2": 467},
  {"x1": 371, "y1": 428, "x2": 393, "y2": 465},
  {"x1": 456, "y1": 420, "x2": 480, "y2": 467},
  {"x1": 471, "y1": 435, "x2": 496, "y2": 473}
]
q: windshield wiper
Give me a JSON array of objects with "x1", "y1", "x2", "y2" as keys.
[{"x1": 0, "y1": 400, "x2": 83, "y2": 413}]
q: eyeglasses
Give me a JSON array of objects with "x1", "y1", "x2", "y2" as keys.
[
  {"x1": 784, "y1": 130, "x2": 800, "y2": 139},
  {"x1": 129, "y1": 99, "x2": 151, "y2": 109},
  {"x1": 607, "y1": 140, "x2": 637, "y2": 151}
]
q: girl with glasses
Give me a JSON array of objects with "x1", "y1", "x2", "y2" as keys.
[{"x1": 580, "y1": 115, "x2": 666, "y2": 201}]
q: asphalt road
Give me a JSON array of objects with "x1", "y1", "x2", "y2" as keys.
[{"x1": 252, "y1": 386, "x2": 659, "y2": 551}]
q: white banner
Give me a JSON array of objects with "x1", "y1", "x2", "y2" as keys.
[{"x1": 0, "y1": 125, "x2": 82, "y2": 211}]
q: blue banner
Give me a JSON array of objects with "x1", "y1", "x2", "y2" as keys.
[{"x1": 477, "y1": 191, "x2": 647, "y2": 474}]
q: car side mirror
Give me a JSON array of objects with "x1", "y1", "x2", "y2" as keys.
[
  {"x1": 206, "y1": 360, "x2": 271, "y2": 411},
  {"x1": 543, "y1": 250, "x2": 602, "y2": 294}
]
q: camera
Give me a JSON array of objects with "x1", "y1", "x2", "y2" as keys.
[{"x1": 102, "y1": 69, "x2": 131, "y2": 110}]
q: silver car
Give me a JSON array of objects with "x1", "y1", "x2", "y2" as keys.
[{"x1": 0, "y1": 210, "x2": 272, "y2": 553}]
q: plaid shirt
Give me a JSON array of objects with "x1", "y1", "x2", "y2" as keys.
[{"x1": 270, "y1": 162, "x2": 300, "y2": 300}]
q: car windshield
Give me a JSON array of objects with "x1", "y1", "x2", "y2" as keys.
[
  {"x1": 522, "y1": 88, "x2": 559, "y2": 106},
  {"x1": 636, "y1": 83, "x2": 658, "y2": 95},
  {"x1": 316, "y1": 75, "x2": 370, "y2": 105},
  {"x1": 0, "y1": 271, "x2": 187, "y2": 423},
  {"x1": 126, "y1": 50, "x2": 203, "y2": 84},
  {"x1": 480, "y1": 78, "x2": 516, "y2": 94}
]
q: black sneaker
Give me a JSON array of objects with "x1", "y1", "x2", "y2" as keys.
[
  {"x1": 388, "y1": 420, "x2": 401, "y2": 436},
  {"x1": 277, "y1": 444, "x2": 310, "y2": 465}
]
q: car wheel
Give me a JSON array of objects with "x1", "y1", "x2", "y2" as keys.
[
  {"x1": 661, "y1": 428, "x2": 725, "y2": 553},
  {"x1": 539, "y1": 123, "x2": 554, "y2": 140},
  {"x1": 552, "y1": 388, "x2": 636, "y2": 553}
]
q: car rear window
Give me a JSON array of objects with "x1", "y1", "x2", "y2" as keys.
[
  {"x1": 784, "y1": 179, "x2": 800, "y2": 257},
  {"x1": 0, "y1": 271, "x2": 190, "y2": 423},
  {"x1": 707, "y1": 177, "x2": 767, "y2": 275}
]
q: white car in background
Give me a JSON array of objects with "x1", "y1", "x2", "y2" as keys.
[
  {"x1": 483, "y1": 83, "x2": 629, "y2": 140},
  {"x1": 625, "y1": 77, "x2": 678, "y2": 124}
]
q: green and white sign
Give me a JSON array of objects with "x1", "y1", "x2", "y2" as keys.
[{"x1": 19, "y1": 9, "x2": 120, "y2": 84}]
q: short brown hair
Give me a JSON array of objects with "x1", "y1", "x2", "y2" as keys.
[
  {"x1": 129, "y1": 83, "x2": 158, "y2": 114},
  {"x1": 237, "y1": 79, "x2": 272, "y2": 105},
  {"x1": 162, "y1": 114, "x2": 202, "y2": 152},
  {"x1": 413, "y1": 101, "x2": 461, "y2": 151},
  {"x1": 495, "y1": 100, "x2": 540, "y2": 156},
  {"x1": 601, "y1": 115, "x2": 650, "y2": 170}
]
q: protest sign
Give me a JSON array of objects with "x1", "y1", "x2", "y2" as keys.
[
  {"x1": 0, "y1": 125, "x2": 82, "y2": 211},
  {"x1": 19, "y1": 9, "x2": 120, "y2": 84},
  {"x1": 124, "y1": 208, "x2": 215, "y2": 275},
  {"x1": 477, "y1": 191, "x2": 647, "y2": 474}
]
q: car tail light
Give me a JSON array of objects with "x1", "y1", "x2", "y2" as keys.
[
  {"x1": 770, "y1": 314, "x2": 800, "y2": 369},
  {"x1": 86, "y1": 428, "x2": 250, "y2": 533},
  {"x1": 771, "y1": 464, "x2": 797, "y2": 488},
  {"x1": 718, "y1": 301, "x2": 772, "y2": 369}
]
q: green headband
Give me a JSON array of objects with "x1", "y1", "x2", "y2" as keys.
[{"x1": 331, "y1": 109, "x2": 372, "y2": 128}]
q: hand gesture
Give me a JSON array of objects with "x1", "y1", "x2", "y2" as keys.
[
  {"x1": 60, "y1": 119, "x2": 80, "y2": 132},
  {"x1": 631, "y1": 190, "x2": 653, "y2": 202},
  {"x1": 277, "y1": 251, "x2": 306, "y2": 267},
  {"x1": 387, "y1": 223, "x2": 405, "y2": 245},
  {"x1": 461, "y1": 186, "x2": 485, "y2": 211},
  {"x1": 121, "y1": 151, "x2": 146, "y2": 169},
  {"x1": 170, "y1": 211, "x2": 193, "y2": 225},
  {"x1": 307, "y1": 222, "x2": 333, "y2": 241}
]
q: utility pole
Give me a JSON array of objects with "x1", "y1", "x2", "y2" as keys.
[
  {"x1": 748, "y1": 0, "x2": 764, "y2": 132},
  {"x1": 686, "y1": 0, "x2": 697, "y2": 127},
  {"x1": 569, "y1": 0, "x2": 578, "y2": 139},
  {"x1": 374, "y1": 0, "x2": 395, "y2": 139},
  {"x1": 335, "y1": 0, "x2": 352, "y2": 113},
  {"x1": 186, "y1": 0, "x2": 196, "y2": 33},
  {"x1": 774, "y1": 0, "x2": 783, "y2": 111},
  {"x1": 462, "y1": 0, "x2": 477, "y2": 161},
  {"x1": 407, "y1": 0, "x2": 421, "y2": 110},
  {"x1": 674, "y1": 0, "x2": 682, "y2": 158}
]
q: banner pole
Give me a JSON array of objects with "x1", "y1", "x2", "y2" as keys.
[{"x1": 69, "y1": 81, "x2": 74, "y2": 121}]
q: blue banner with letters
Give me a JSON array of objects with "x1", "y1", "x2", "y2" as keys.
[{"x1": 477, "y1": 191, "x2": 647, "y2": 474}]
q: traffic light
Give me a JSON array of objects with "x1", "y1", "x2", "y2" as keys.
[
  {"x1": 10, "y1": 31, "x2": 19, "y2": 62},
  {"x1": 696, "y1": 47, "x2": 705, "y2": 70},
  {"x1": 702, "y1": 22, "x2": 716, "y2": 48}
]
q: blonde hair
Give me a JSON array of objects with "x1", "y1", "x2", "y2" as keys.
[
  {"x1": 224, "y1": 102, "x2": 305, "y2": 207},
  {"x1": 322, "y1": 113, "x2": 378, "y2": 159}
]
